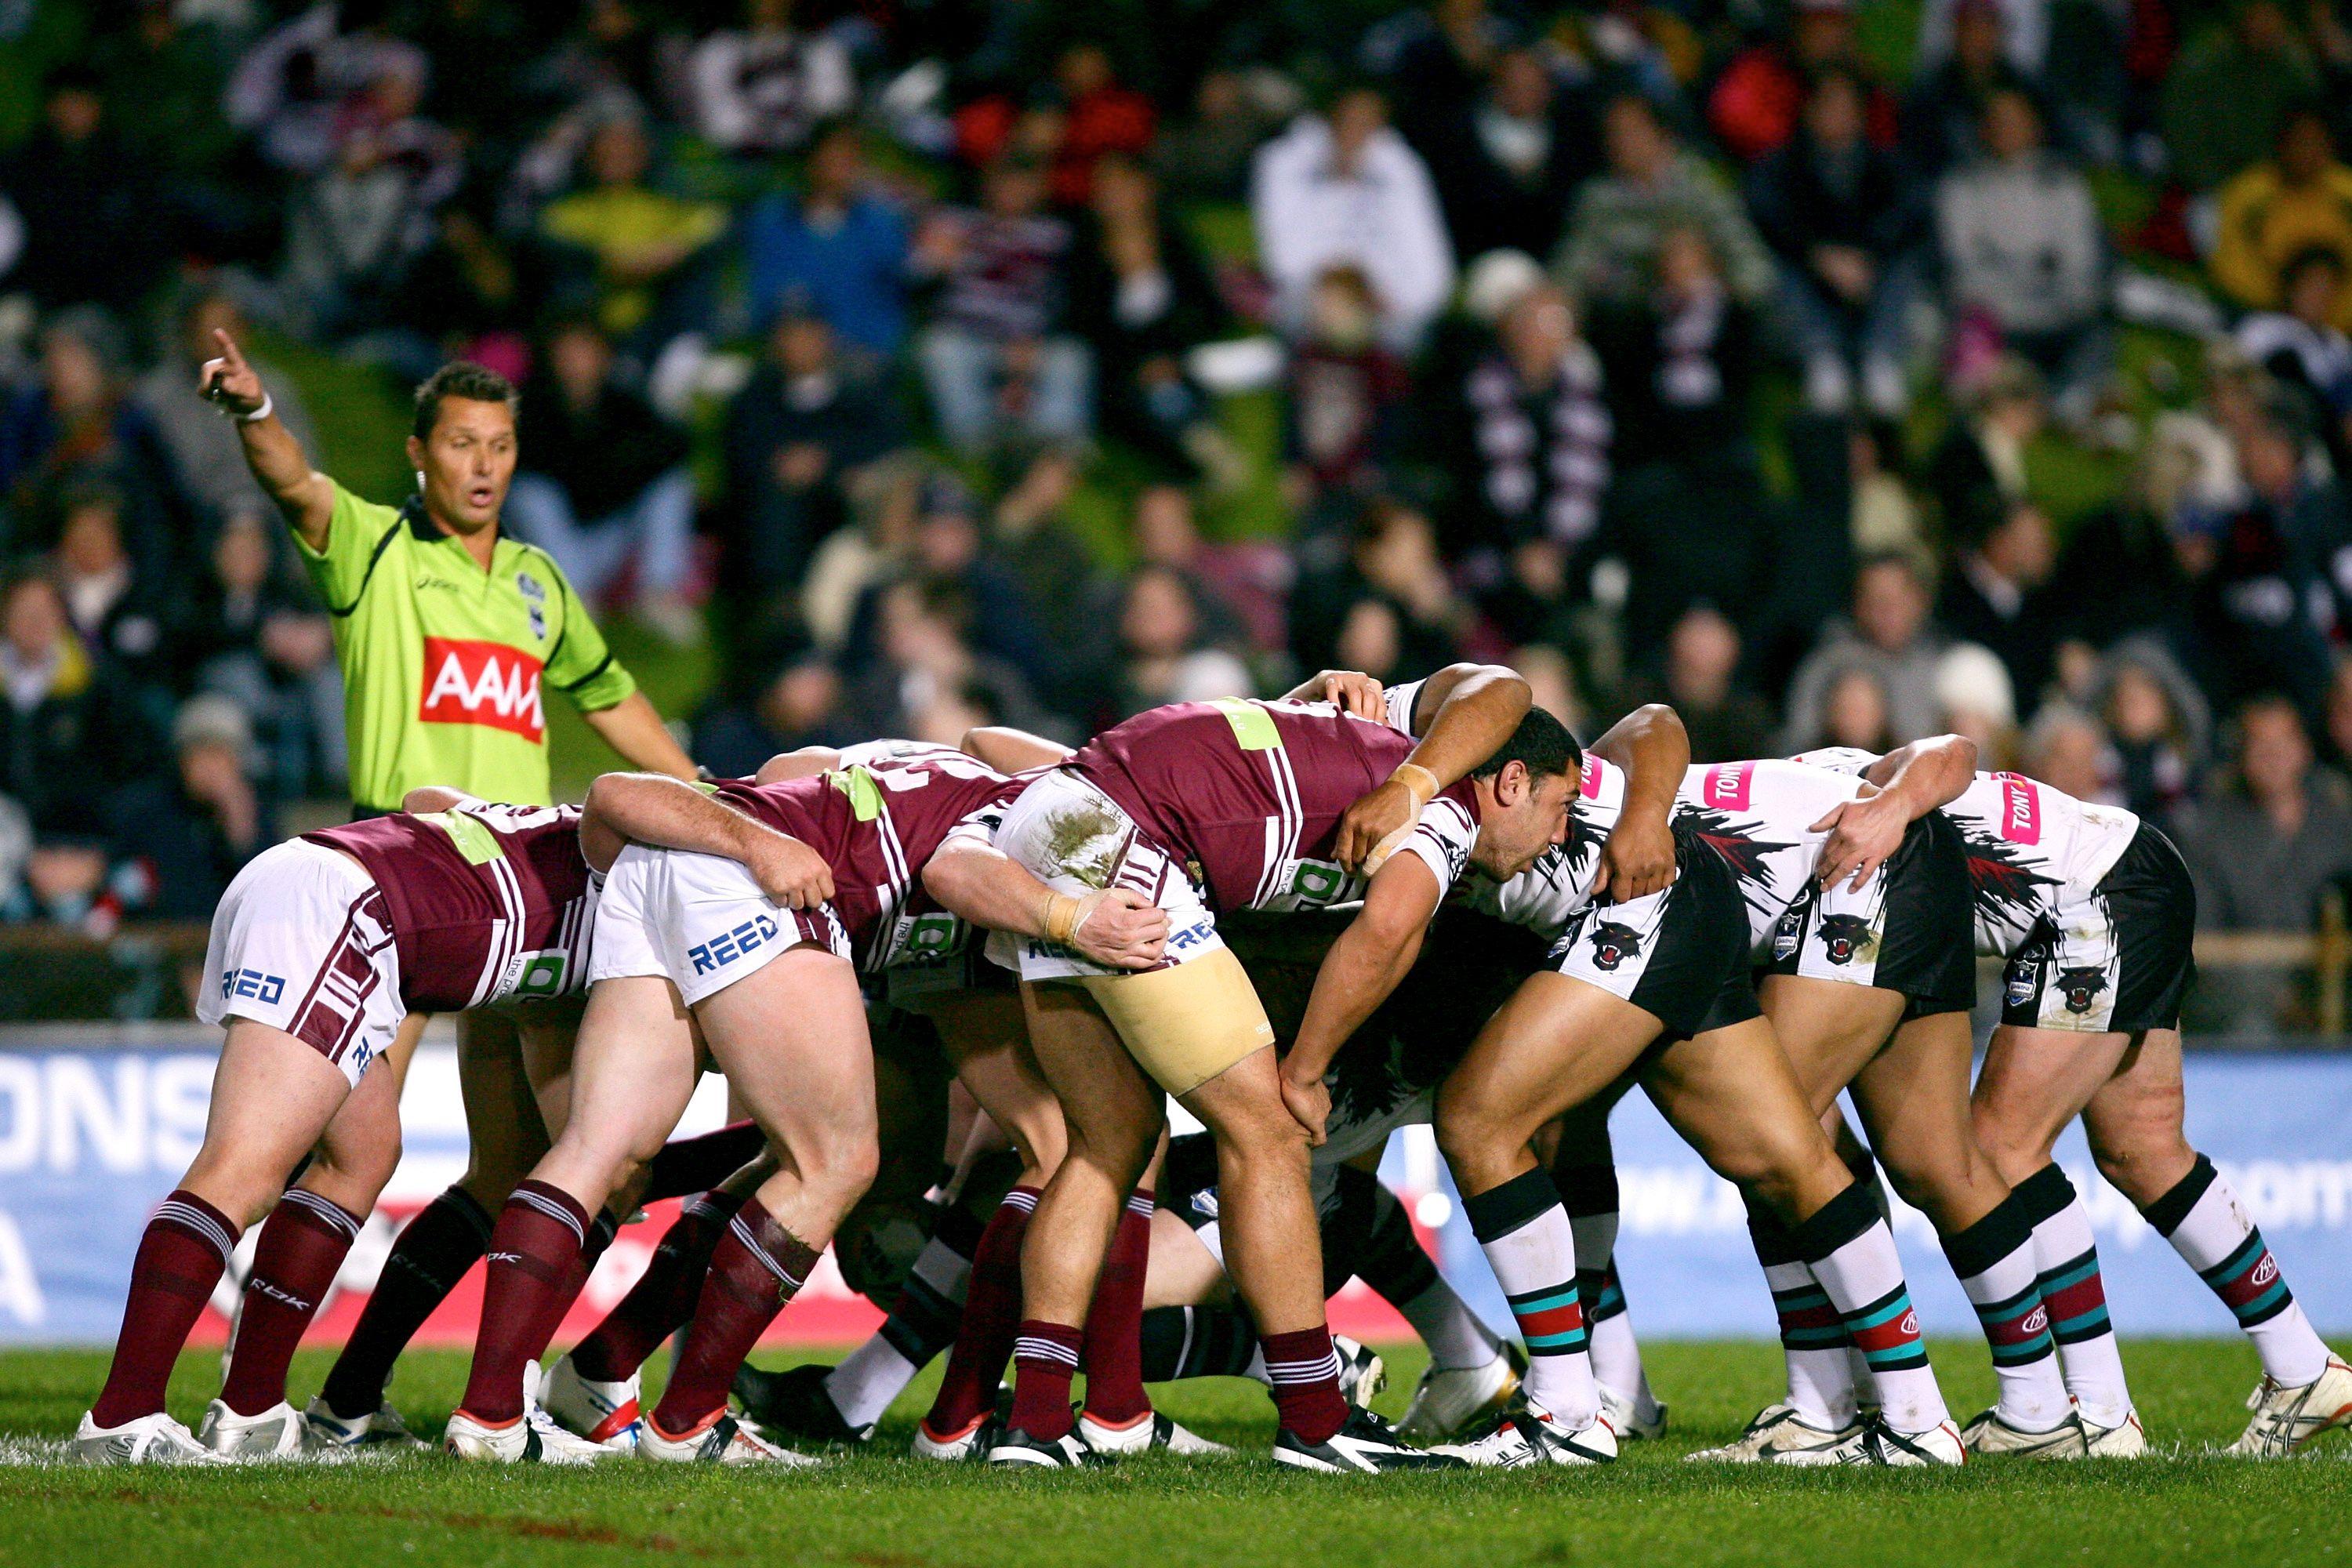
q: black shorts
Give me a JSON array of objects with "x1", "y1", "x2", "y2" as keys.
[
  {"x1": 1762, "y1": 811, "x2": 1976, "y2": 1019},
  {"x1": 1552, "y1": 824, "x2": 1760, "y2": 1040},
  {"x1": 2000, "y1": 822, "x2": 2195, "y2": 1033},
  {"x1": 1160, "y1": 1130, "x2": 1368, "y2": 1299}
]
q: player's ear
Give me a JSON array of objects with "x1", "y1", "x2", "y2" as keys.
[
  {"x1": 405, "y1": 434, "x2": 426, "y2": 476},
  {"x1": 1500, "y1": 758, "x2": 1530, "y2": 805}
]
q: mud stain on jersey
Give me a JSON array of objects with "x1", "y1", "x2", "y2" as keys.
[{"x1": 1042, "y1": 802, "x2": 1123, "y2": 889}]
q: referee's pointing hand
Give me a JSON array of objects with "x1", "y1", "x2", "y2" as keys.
[{"x1": 201, "y1": 328, "x2": 267, "y2": 419}]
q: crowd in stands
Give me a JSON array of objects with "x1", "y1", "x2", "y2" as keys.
[{"x1": 3, "y1": 0, "x2": 2352, "y2": 1027}]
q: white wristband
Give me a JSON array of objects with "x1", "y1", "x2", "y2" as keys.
[{"x1": 231, "y1": 392, "x2": 273, "y2": 424}]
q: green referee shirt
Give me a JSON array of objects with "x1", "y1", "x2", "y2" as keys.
[{"x1": 296, "y1": 481, "x2": 638, "y2": 811}]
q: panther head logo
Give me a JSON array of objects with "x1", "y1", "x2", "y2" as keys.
[
  {"x1": 1588, "y1": 921, "x2": 1644, "y2": 971},
  {"x1": 1817, "y1": 913, "x2": 1873, "y2": 966},
  {"x1": 2056, "y1": 966, "x2": 2110, "y2": 1015}
]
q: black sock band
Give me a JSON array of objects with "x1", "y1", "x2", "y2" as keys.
[
  {"x1": 1744, "y1": 1189, "x2": 1803, "y2": 1267},
  {"x1": 2011, "y1": 1162, "x2": 2078, "y2": 1228},
  {"x1": 2136, "y1": 1152, "x2": 2217, "y2": 1239},
  {"x1": 1462, "y1": 1167, "x2": 1564, "y2": 1243},
  {"x1": 1789, "y1": 1178, "x2": 1882, "y2": 1262},
  {"x1": 1941, "y1": 1189, "x2": 2036, "y2": 1279},
  {"x1": 1552, "y1": 1162, "x2": 1619, "y2": 1219}
]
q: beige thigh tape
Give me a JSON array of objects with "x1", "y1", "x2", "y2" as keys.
[{"x1": 1078, "y1": 947, "x2": 1276, "y2": 1096}]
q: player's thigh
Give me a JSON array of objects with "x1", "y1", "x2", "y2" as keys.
[
  {"x1": 1020, "y1": 980, "x2": 1165, "y2": 1173},
  {"x1": 1178, "y1": 1044, "x2": 1300, "y2": 1159},
  {"x1": 304, "y1": 1050, "x2": 408, "y2": 1211},
  {"x1": 936, "y1": 988, "x2": 1069, "y2": 1177},
  {"x1": 696, "y1": 945, "x2": 877, "y2": 1188},
  {"x1": 1971, "y1": 1022, "x2": 2132, "y2": 1179},
  {"x1": 1757, "y1": 972, "x2": 1907, "y2": 1115},
  {"x1": 186, "y1": 1019, "x2": 359, "y2": 1224},
  {"x1": 557, "y1": 975, "x2": 703, "y2": 1174},
  {"x1": 2078, "y1": 1027, "x2": 2195, "y2": 1205},
  {"x1": 1436, "y1": 971, "x2": 1664, "y2": 1164},
  {"x1": 1849, "y1": 1010, "x2": 2001, "y2": 1230},
  {"x1": 1639, "y1": 1014, "x2": 1840, "y2": 1200},
  {"x1": 510, "y1": 994, "x2": 586, "y2": 1138},
  {"x1": 454, "y1": 1007, "x2": 554, "y2": 1195}
]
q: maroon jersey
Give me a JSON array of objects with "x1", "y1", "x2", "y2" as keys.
[
  {"x1": 714, "y1": 747, "x2": 1022, "y2": 971},
  {"x1": 1069, "y1": 698, "x2": 1481, "y2": 915},
  {"x1": 305, "y1": 804, "x2": 594, "y2": 1011}
]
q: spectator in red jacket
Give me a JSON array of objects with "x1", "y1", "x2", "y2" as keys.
[{"x1": 1708, "y1": 0, "x2": 1897, "y2": 164}]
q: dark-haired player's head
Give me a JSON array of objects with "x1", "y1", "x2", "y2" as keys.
[
  {"x1": 1465, "y1": 706, "x2": 1581, "y2": 880},
  {"x1": 408, "y1": 361, "x2": 519, "y2": 535}
]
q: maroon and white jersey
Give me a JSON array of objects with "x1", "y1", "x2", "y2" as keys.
[
  {"x1": 303, "y1": 804, "x2": 594, "y2": 1011},
  {"x1": 1067, "y1": 697, "x2": 1483, "y2": 916},
  {"x1": 1795, "y1": 748, "x2": 2140, "y2": 956},
  {"x1": 1674, "y1": 760, "x2": 1865, "y2": 948},
  {"x1": 715, "y1": 747, "x2": 1024, "y2": 971}
]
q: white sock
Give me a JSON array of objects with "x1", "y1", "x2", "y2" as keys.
[
  {"x1": 1398, "y1": 1274, "x2": 1502, "y2": 1373},
  {"x1": 1942, "y1": 1195, "x2": 2070, "y2": 1433},
  {"x1": 825, "y1": 1231, "x2": 972, "y2": 1428},
  {"x1": 1566, "y1": 1210, "x2": 1653, "y2": 1414},
  {"x1": 2017, "y1": 1163, "x2": 2134, "y2": 1428},
  {"x1": 2144, "y1": 1155, "x2": 2332, "y2": 1388},
  {"x1": 1798, "y1": 1187, "x2": 1949, "y2": 1436},
  {"x1": 1764, "y1": 1259, "x2": 1858, "y2": 1428},
  {"x1": 1465, "y1": 1172, "x2": 1599, "y2": 1428}
]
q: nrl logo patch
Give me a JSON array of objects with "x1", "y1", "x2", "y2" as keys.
[{"x1": 1772, "y1": 907, "x2": 1802, "y2": 962}]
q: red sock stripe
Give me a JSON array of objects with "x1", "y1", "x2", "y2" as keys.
[{"x1": 1515, "y1": 1300, "x2": 1585, "y2": 1342}]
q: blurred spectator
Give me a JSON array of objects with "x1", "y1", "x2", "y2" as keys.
[
  {"x1": 2327, "y1": 652, "x2": 2352, "y2": 777},
  {"x1": 1624, "y1": 604, "x2": 1777, "y2": 763},
  {"x1": 2098, "y1": 641, "x2": 2209, "y2": 819},
  {"x1": 690, "y1": 633, "x2": 854, "y2": 779},
  {"x1": 1440, "y1": 281, "x2": 1612, "y2": 572},
  {"x1": 53, "y1": 485, "x2": 170, "y2": 695},
  {"x1": 1783, "y1": 551, "x2": 1950, "y2": 747},
  {"x1": 1935, "y1": 640, "x2": 2020, "y2": 766},
  {"x1": 0, "y1": 310, "x2": 185, "y2": 580},
  {"x1": 1555, "y1": 91, "x2": 1775, "y2": 312},
  {"x1": 2235, "y1": 249, "x2": 2352, "y2": 470},
  {"x1": 1421, "y1": 48, "x2": 1597, "y2": 263},
  {"x1": 1362, "y1": 0, "x2": 1515, "y2": 145},
  {"x1": 1154, "y1": 67, "x2": 1287, "y2": 205},
  {"x1": 2019, "y1": 701, "x2": 2118, "y2": 804},
  {"x1": 1747, "y1": 69, "x2": 1926, "y2": 417},
  {"x1": 506, "y1": 315, "x2": 698, "y2": 641},
  {"x1": 1927, "y1": 353, "x2": 2044, "y2": 539},
  {"x1": 1284, "y1": 267, "x2": 1410, "y2": 503},
  {"x1": 136, "y1": 292, "x2": 321, "y2": 529},
  {"x1": 842, "y1": 576, "x2": 1052, "y2": 740},
  {"x1": 1252, "y1": 85, "x2": 1457, "y2": 352},
  {"x1": 1042, "y1": 42, "x2": 1157, "y2": 208},
  {"x1": 92, "y1": 1, "x2": 238, "y2": 192},
  {"x1": 279, "y1": 121, "x2": 438, "y2": 343},
  {"x1": 1815, "y1": 662, "x2": 1897, "y2": 752},
  {"x1": 107, "y1": 695, "x2": 274, "y2": 922},
  {"x1": 176, "y1": 511, "x2": 345, "y2": 801},
  {"x1": 741, "y1": 121, "x2": 914, "y2": 361},
  {"x1": 1126, "y1": 484, "x2": 1279, "y2": 653},
  {"x1": 1068, "y1": 154, "x2": 1231, "y2": 481},
  {"x1": 718, "y1": 310, "x2": 905, "y2": 634},
  {"x1": 1935, "y1": 88, "x2": 2111, "y2": 419},
  {"x1": 0, "y1": 64, "x2": 165, "y2": 312},
  {"x1": 1110, "y1": 565, "x2": 1254, "y2": 717},
  {"x1": 2049, "y1": 414, "x2": 2204, "y2": 649},
  {"x1": 2159, "y1": 0, "x2": 2318, "y2": 194},
  {"x1": 1290, "y1": 494, "x2": 1473, "y2": 677},
  {"x1": 912, "y1": 154, "x2": 1091, "y2": 455},
  {"x1": 224, "y1": 0, "x2": 430, "y2": 176},
  {"x1": 1939, "y1": 498, "x2": 2060, "y2": 704},
  {"x1": 0, "y1": 571, "x2": 150, "y2": 838},
  {"x1": 2212, "y1": 111, "x2": 2352, "y2": 331},
  {"x1": 687, "y1": 0, "x2": 855, "y2": 158},
  {"x1": 1708, "y1": 0, "x2": 1896, "y2": 164},
  {"x1": 2180, "y1": 695, "x2": 2352, "y2": 932},
  {"x1": 538, "y1": 111, "x2": 727, "y2": 348},
  {"x1": 1904, "y1": 0, "x2": 2049, "y2": 179}
]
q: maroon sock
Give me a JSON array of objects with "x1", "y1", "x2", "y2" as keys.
[
  {"x1": 922, "y1": 1185, "x2": 1036, "y2": 1436},
  {"x1": 571, "y1": 1192, "x2": 745, "y2": 1382},
  {"x1": 92, "y1": 1192, "x2": 241, "y2": 1428},
  {"x1": 1260, "y1": 1324, "x2": 1348, "y2": 1445},
  {"x1": 220, "y1": 1189, "x2": 361, "y2": 1416},
  {"x1": 641, "y1": 1121, "x2": 768, "y2": 1203},
  {"x1": 1007, "y1": 1319, "x2": 1085, "y2": 1440},
  {"x1": 651, "y1": 1199, "x2": 818, "y2": 1434},
  {"x1": 458, "y1": 1180, "x2": 590, "y2": 1424},
  {"x1": 1078, "y1": 1187, "x2": 1155, "y2": 1427},
  {"x1": 318, "y1": 1185, "x2": 492, "y2": 1420},
  {"x1": 532, "y1": 1208, "x2": 619, "y2": 1357}
]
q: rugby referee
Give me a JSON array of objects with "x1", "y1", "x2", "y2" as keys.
[{"x1": 199, "y1": 329, "x2": 695, "y2": 812}]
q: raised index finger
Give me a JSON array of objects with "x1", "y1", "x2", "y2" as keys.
[{"x1": 212, "y1": 328, "x2": 248, "y2": 368}]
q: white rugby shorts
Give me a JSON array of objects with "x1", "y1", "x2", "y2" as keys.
[
  {"x1": 982, "y1": 768, "x2": 1221, "y2": 981},
  {"x1": 589, "y1": 843, "x2": 850, "y2": 1006}
]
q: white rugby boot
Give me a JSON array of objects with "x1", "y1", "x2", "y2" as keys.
[
  {"x1": 2230, "y1": 1356, "x2": 2352, "y2": 1457},
  {"x1": 1397, "y1": 1345, "x2": 1523, "y2": 1442},
  {"x1": 301, "y1": 1396, "x2": 426, "y2": 1455},
  {"x1": 1779, "y1": 1416, "x2": 1965, "y2": 1468},
  {"x1": 910, "y1": 1413, "x2": 999, "y2": 1462},
  {"x1": 1684, "y1": 1403, "x2": 1858, "y2": 1463},
  {"x1": 1599, "y1": 1383, "x2": 1668, "y2": 1442},
  {"x1": 541, "y1": 1352, "x2": 644, "y2": 1449},
  {"x1": 69, "y1": 1410, "x2": 226, "y2": 1465},
  {"x1": 2078, "y1": 1408, "x2": 2148, "y2": 1457},
  {"x1": 197, "y1": 1399, "x2": 309, "y2": 1461},
  {"x1": 442, "y1": 1405, "x2": 616, "y2": 1465},
  {"x1": 987, "y1": 1427, "x2": 1106, "y2": 1468},
  {"x1": 639, "y1": 1410, "x2": 822, "y2": 1466},
  {"x1": 1959, "y1": 1408, "x2": 2084, "y2": 1459},
  {"x1": 1435, "y1": 1404, "x2": 1617, "y2": 1468},
  {"x1": 1077, "y1": 1409, "x2": 1229, "y2": 1455},
  {"x1": 1272, "y1": 1407, "x2": 1465, "y2": 1472},
  {"x1": 1334, "y1": 1336, "x2": 1385, "y2": 1408}
]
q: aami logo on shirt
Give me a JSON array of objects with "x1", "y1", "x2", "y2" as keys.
[
  {"x1": 1991, "y1": 771, "x2": 2041, "y2": 844},
  {"x1": 420, "y1": 637, "x2": 546, "y2": 741},
  {"x1": 1701, "y1": 761, "x2": 1754, "y2": 811}
]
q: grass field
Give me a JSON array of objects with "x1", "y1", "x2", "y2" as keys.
[{"x1": 0, "y1": 1340, "x2": 2345, "y2": 1567}]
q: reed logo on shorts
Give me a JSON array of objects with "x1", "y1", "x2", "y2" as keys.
[
  {"x1": 219, "y1": 967, "x2": 286, "y2": 1004},
  {"x1": 688, "y1": 913, "x2": 782, "y2": 975}
]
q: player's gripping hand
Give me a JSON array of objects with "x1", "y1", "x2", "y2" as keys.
[
  {"x1": 1070, "y1": 888, "x2": 1170, "y2": 971},
  {"x1": 1334, "y1": 766, "x2": 1437, "y2": 873},
  {"x1": 1298, "y1": 670, "x2": 1387, "y2": 723},
  {"x1": 1810, "y1": 786, "x2": 1907, "y2": 892},
  {"x1": 749, "y1": 833, "x2": 837, "y2": 909},
  {"x1": 1279, "y1": 1069, "x2": 1330, "y2": 1147},
  {"x1": 199, "y1": 328, "x2": 268, "y2": 418},
  {"x1": 1594, "y1": 808, "x2": 1675, "y2": 903}
]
